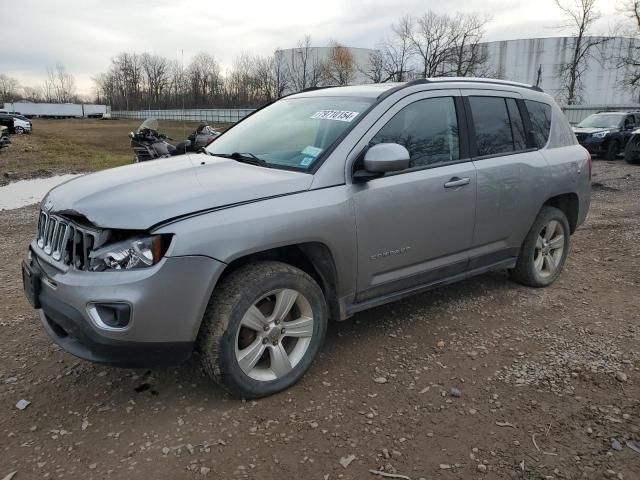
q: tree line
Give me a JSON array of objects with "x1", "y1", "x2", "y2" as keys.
[
  {"x1": 2, "y1": 3, "x2": 640, "y2": 109},
  {"x1": 94, "y1": 10, "x2": 495, "y2": 110}
]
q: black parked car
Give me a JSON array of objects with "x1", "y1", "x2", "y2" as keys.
[{"x1": 572, "y1": 111, "x2": 640, "y2": 160}]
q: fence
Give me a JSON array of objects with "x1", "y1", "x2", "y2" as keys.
[
  {"x1": 112, "y1": 105, "x2": 640, "y2": 126},
  {"x1": 562, "y1": 104, "x2": 640, "y2": 124},
  {"x1": 110, "y1": 108, "x2": 255, "y2": 124}
]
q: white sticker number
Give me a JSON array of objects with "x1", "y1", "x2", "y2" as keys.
[{"x1": 311, "y1": 110, "x2": 359, "y2": 122}]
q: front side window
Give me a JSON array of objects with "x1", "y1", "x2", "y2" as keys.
[
  {"x1": 370, "y1": 97, "x2": 460, "y2": 168},
  {"x1": 469, "y1": 96, "x2": 516, "y2": 156},
  {"x1": 206, "y1": 97, "x2": 374, "y2": 171}
]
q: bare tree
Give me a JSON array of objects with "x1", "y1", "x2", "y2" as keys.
[
  {"x1": 380, "y1": 16, "x2": 414, "y2": 81},
  {"x1": 272, "y1": 48, "x2": 290, "y2": 97},
  {"x1": 21, "y1": 85, "x2": 44, "y2": 102},
  {"x1": 253, "y1": 55, "x2": 277, "y2": 102},
  {"x1": 615, "y1": 1, "x2": 640, "y2": 96},
  {"x1": 273, "y1": 48, "x2": 290, "y2": 98},
  {"x1": 0, "y1": 74, "x2": 20, "y2": 103},
  {"x1": 359, "y1": 49, "x2": 386, "y2": 83},
  {"x1": 410, "y1": 12, "x2": 455, "y2": 77},
  {"x1": 288, "y1": 35, "x2": 322, "y2": 91},
  {"x1": 447, "y1": 13, "x2": 490, "y2": 77},
  {"x1": 141, "y1": 53, "x2": 169, "y2": 108},
  {"x1": 44, "y1": 63, "x2": 77, "y2": 103},
  {"x1": 322, "y1": 41, "x2": 357, "y2": 85},
  {"x1": 188, "y1": 52, "x2": 222, "y2": 107},
  {"x1": 555, "y1": 0, "x2": 609, "y2": 105}
]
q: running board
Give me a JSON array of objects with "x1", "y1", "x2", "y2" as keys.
[{"x1": 345, "y1": 258, "x2": 516, "y2": 316}]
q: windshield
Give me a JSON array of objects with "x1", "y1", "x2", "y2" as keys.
[
  {"x1": 206, "y1": 97, "x2": 374, "y2": 171},
  {"x1": 138, "y1": 118, "x2": 159, "y2": 132},
  {"x1": 577, "y1": 114, "x2": 624, "y2": 129}
]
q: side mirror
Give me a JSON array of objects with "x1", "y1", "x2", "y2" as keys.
[{"x1": 354, "y1": 143, "x2": 410, "y2": 182}]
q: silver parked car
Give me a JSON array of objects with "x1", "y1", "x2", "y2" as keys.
[{"x1": 22, "y1": 79, "x2": 591, "y2": 398}]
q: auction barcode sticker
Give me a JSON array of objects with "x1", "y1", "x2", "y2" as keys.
[{"x1": 311, "y1": 110, "x2": 359, "y2": 122}]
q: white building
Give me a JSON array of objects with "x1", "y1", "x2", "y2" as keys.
[{"x1": 480, "y1": 36, "x2": 638, "y2": 105}]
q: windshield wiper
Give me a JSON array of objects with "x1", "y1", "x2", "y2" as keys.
[{"x1": 209, "y1": 152, "x2": 270, "y2": 167}]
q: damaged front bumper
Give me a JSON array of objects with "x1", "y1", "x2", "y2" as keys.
[{"x1": 23, "y1": 245, "x2": 225, "y2": 368}]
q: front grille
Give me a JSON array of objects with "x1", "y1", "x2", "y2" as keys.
[{"x1": 36, "y1": 211, "x2": 102, "y2": 270}]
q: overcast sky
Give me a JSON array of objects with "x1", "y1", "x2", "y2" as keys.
[{"x1": 2, "y1": 0, "x2": 622, "y2": 95}]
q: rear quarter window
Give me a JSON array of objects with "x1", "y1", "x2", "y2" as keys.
[{"x1": 525, "y1": 100, "x2": 552, "y2": 148}]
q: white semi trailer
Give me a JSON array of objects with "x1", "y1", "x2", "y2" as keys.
[{"x1": 1, "y1": 102, "x2": 110, "y2": 118}]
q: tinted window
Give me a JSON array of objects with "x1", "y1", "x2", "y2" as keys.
[
  {"x1": 525, "y1": 100, "x2": 552, "y2": 148},
  {"x1": 370, "y1": 97, "x2": 459, "y2": 168},
  {"x1": 506, "y1": 99, "x2": 527, "y2": 151},
  {"x1": 624, "y1": 115, "x2": 635, "y2": 128},
  {"x1": 469, "y1": 97, "x2": 517, "y2": 156}
]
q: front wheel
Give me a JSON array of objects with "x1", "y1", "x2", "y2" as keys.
[
  {"x1": 198, "y1": 261, "x2": 328, "y2": 399},
  {"x1": 510, "y1": 206, "x2": 570, "y2": 288},
  {"x1": 605, "y1": 140, "x2": 619, "y2": 160},
  {"x1": 625, "y1": 136, "x2": 640, "y2": 164},
  {"x1": 14, "y1": 126, "x2": 24, "y2": 134}
]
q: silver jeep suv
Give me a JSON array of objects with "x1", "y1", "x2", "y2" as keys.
[{"x1": 22, "y1": 79, "x2": 591, "y2": 398}]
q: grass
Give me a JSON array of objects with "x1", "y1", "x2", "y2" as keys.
[{"x1": 0, "y1": 118, "x2": 229, "y2": 184}]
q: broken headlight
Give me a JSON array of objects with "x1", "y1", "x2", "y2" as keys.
[{"x1": 89, "y1": 235, "x2": 169, "y2": 271}]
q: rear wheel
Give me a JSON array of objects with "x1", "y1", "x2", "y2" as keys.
[
  {"x1": 198, "y1": 261, "x2": 328, "y2": 399},
  {"x1": 605, "y1": 140, "x2": 619, "y2": 160},
  {"x1": 510, "y1": 206, "x2": 570, "y2": 288}
]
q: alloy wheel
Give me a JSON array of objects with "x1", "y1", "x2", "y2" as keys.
[
  {"x1": 533, "y1": 220, "x2": 565, "y2": 278},
  {"x1": 234, "y1": 289, "x2": 314, "y2": 382}
]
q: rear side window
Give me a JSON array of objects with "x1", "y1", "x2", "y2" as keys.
[
  {"x1": 469, "y1": 96, "x2": 517, "y2": 156},
  {"x1": 525, "y1": 100, "x2": 552, "y2": 148},
  {"x1": 506, "y1": 99, "x2": 527, "y2": 151},
  {"x1": 370, "y1": 97, "x2": 460, "y2": 168}
]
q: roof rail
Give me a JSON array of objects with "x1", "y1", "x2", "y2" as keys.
[
  {"x1": 378, "y1": 77, "x2": 543, "y2": 100},
  {"x1": 300, "y1": 85, "x2": 339, "y2": 93}
]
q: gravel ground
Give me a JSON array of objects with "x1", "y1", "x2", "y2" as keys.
[{"x1": 0, "y1": 160, "x2": 639, "y2": 480}]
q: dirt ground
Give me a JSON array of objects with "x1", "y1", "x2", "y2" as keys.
[
  {"x1": 0, "y1": 118, "x2": 227, "y2": 186},
  {"x1": 0, "y1": 160, "x2": 639, "y2": 480}
]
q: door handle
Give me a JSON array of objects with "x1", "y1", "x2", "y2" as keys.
[{"x1": 444, "y1": 177, "x2": 471, "y2": 188}]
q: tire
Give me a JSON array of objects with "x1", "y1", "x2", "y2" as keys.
[
  {"x1": 510, "y1": 206, "x2": 570, "y2": 288},
  {"x1": 198, "y1": 261, "x2": 328, "y2": 399},
  {"x1": 625, "y1": 137, "x2": 640, "y2": 164},
  {"x1": 14, "y1": 126, "x2": 24, "y2": 135},
  {"x1": 605, "y1": 140, "x2": 619, "y2": 160}
]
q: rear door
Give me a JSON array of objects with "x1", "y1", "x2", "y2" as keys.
[
  {"x1": 463, "y1": 90, "x2": 549, "y2": 269},
  {"x1": 349, "y1": 90, "x2": 477, "y2": 302}
]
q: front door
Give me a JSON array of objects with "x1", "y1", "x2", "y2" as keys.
[{"x1": 349, "y1": 92, "x2": 477, "y2": 302}]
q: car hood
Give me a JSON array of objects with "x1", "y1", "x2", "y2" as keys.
[
  {"x1": 43, "y1": 154, "x2": 313, "y2": 229},
  {"x1": 572, "y1": 127, "x2": 614, "y2": 135}
]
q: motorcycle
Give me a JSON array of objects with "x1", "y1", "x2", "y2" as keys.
[
  {"x1": 129, "y1": 118, "x2": 221, "y2": 163},
  {"x1": 188, "y1": 123, "x2": 221, "y2": 149},
  {"x1": 0, "y1": 126, "x2": 11, "y2": 152}
]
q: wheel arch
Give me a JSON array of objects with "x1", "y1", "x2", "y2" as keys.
[
  {"x1": 542, "y1": 192, "x2": 579, "y2": 233},
  {"x1": 216, "y1": 242, "x2": 343, "y2": 322}
]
